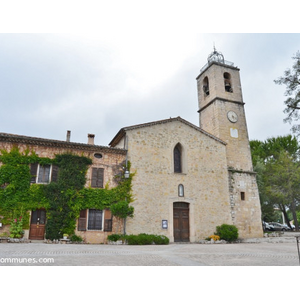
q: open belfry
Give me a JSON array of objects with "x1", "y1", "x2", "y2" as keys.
[{"x1": 0, "y1": 48, "x2": 263, "y2": 243}]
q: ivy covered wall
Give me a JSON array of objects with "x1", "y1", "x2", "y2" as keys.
[{"x1": 0, "y1": 147, "x2": 134, "y2": 240}]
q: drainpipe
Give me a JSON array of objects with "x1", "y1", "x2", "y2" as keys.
[{"x1": 124, "y1": 134, "x2": 129, "y2": 235}]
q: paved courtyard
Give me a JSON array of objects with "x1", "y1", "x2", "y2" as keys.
[{"x1": 1, "y1": 238, "x2": 300, "y2": 266}]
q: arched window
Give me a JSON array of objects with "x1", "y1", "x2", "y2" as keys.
[
  {"x1": 224, "y1": 72, "x2": 233, "y2": 93},
  {"x1": 174, "y1": 143, "x2": 182, "y2": 173},
  {"x1": 203, "y1": 76, "x2": 209, "y2": 96}
]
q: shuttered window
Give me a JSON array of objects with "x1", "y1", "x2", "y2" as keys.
[
  {"x1": 87, "y1": 209, "x2": 103, "y2": 230},
  {"x1": 30, "y1": 164, "x2": 59, "y2": 184},
  {"x1": 91, "y1": 168, "x2": 104, "y2": 188}
]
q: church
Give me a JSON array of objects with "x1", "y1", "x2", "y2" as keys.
[
  {"x1": 0, "y1": 48, "x2": 263, "y2": 242},
  {"x1": 110, "y1": 48, "x2": 263, "y2": 241}
]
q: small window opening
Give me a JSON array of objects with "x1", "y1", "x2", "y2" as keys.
[
  {"x1": 178, "y1": 184, "x2": 184, "y2": 197},
  {"x1": 203, "y1": 76, "x2": 209, "y2": 96},
  {"x1": 224, "y1": 72, "x2": 233, "y2": 93},
  {"x1": 174, "y1": 144, "x2": 182, "y2": 173},
  {"x1": 94, "y1": 153, "x2": 103, "y2": 159},
  {"x1": 241, "y1": 192, "x2": 245, "y2": 201}
]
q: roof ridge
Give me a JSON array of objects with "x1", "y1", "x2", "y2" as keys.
[
  {"x1": 109, "y1": 117, "x2": 226, "y2": 146},
  {"x1": 0, "y1": 132, "x2": 126, "y2": 153}
]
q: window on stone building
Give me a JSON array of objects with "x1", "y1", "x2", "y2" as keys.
[
  {"x1": 78, "y1": 209, "x2": 112, "y2": 231},
  {"x1": 174, "y1": 144, "x2": 182, "y2": 173},
  {"x1": 241, "y1": 192, "x2": 245, "y2": 201},
  {"x1": 91, "y1": 167, "x2": 104, "y2": 188},
  {"x1": 30, "y1": 163, "x2": 59, "y2": 184},
  {"x1": 224, "y1": 72, "x2": 233, "y2": 93},
  {"x1": 88, "y1": 209, "x2": 103, "y2": 230}
]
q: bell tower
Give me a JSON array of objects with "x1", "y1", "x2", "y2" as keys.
[
  {"x1": 196, "y1": 47, "x2": 252, "y2": 171},
  {"x1": 196, "y1": 48, "x2": 263, "y2": 238}
]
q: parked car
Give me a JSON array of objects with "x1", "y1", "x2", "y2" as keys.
[
  {"x1": 262, "y1": 221, "x2": 274, "y2": 231},
  {"x1": 269, "y1": 222, "x2": 290, "y2": 231},
  {"x1": 284, "y1": 223, "x2": 295, "y2": 230}
]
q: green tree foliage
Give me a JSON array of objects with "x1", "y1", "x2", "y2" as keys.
[
  {"x1": 274, "y1": 51, "x2": 300, "y2": 135},
  {"x1": 264, "y1": 151, "x2": 300, "y2": 230},
  {"x1": 250, "y1": 135, "x2": 300, "y2": 230}
]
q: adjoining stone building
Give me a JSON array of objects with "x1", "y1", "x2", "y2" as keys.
[
  {"x1": 0, "y1": 48, "x2": 263, "y2": 242},
  {"x1": 0, "y1": 132, "x2": 127, "y2": 244}
]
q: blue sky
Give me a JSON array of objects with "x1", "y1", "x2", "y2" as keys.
[{"x1": 0, "y1": 2, "x2": 300, "y2": 147}]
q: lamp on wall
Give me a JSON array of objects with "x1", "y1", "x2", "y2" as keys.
[
  {"x1": 124, "y1": 170, "x2": 130, "y2": 179},
  {"x1": 178, "y1": 184, "x2": 184, "y2": 197}
]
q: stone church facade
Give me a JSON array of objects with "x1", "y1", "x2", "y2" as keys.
[
  {"x1": 0, "y1": 49, "x2": 263, "y2": 242},
  {"x1": 110, "y1": 48, "x2": 263, "y2": 241}
]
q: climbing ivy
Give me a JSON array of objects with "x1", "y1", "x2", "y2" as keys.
[{"x1": 0, "y1": 147, "x2": 134, "y2": 239}]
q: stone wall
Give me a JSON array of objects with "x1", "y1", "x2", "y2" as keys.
[
  {"x1": 114, "y1": 119, "x2": 233, "y2": 242},
  {"x1": 228, "y1": 170, "x2": 263, "y2": 238}
]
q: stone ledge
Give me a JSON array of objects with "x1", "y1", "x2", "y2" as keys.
[{"x1": 198, "y1": 236, "x2": 298, "y2": 244}]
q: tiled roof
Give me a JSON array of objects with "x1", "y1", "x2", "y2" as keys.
[
  {"x1": 109, "y1": 116, "x2": 226, "y2": 147},
  {"x1": 0, "y1": 132, "x2": 126, "y2": 154}
]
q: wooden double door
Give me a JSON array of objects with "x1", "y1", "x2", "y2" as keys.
[
  {"x1": 29, "y1": 209, "x2": 46, "y2": 240},
  {"x1": 173, "y1": 202, "x2": 189, "y2": 242}
]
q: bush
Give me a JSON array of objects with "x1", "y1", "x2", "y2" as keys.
[
  {"x1": 107, "y1": 234, "x2": 122, "y2": 242},
  {"x1": 131, "y1": 233, "x2": 153, "y2": 245},
  {"x1": 152, "y1": 235, "x2": 169, "y2": 245},
  {"x1": 70, "y1": 234, "x2": 83, "y2": 242},
  {"x1": 108, "y1": 233, "x2": 169, "y2": 245},
  {"x1": 126, "y1": 234, "x2": 144, "y2": 245},
  {"x1": 215, "y1": 224, "x2": 238, "y2": 242}
]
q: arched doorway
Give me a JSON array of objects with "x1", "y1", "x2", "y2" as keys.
[{"x1": 173, "y1": 202, "x2": 189, "y2": 242}]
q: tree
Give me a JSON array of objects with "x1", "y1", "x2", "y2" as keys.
[
  {"x1": 250, "y1": 135, "x2": 300, "y2": 230},
  {"x1": 274, "y1": 51, "x2": 300, "y2": 135},
  {"x1": 264, "y1": 151, "x2": 300, "y2": 231}
]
